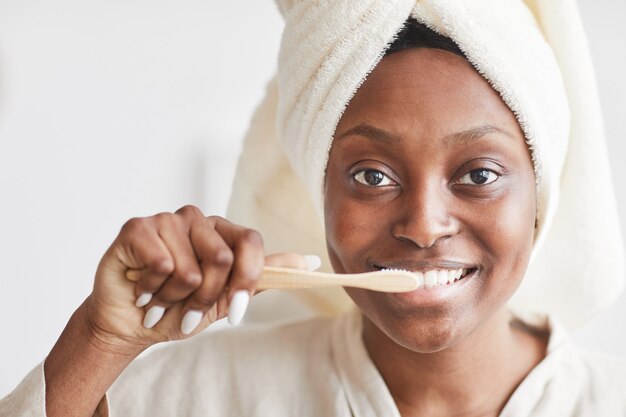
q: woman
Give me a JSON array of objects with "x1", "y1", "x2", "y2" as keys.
[{"x1": 2, "y1": 1, "x2": 625, "y2": 416}]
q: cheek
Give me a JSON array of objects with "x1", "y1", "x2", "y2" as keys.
[
  {"x1": 473, "y1": 182, "x2": 536, "y2": 289},
  {"x1": 325, "y1": 200, "x2": 369, "y2": 272},
  {"x1": 324, "y1": 181, "x2": 387, "y2": 273}
]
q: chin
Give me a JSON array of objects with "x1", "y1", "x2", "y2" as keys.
[
  {"x1": 383, "y1": 316, "x2": 464, "y2": 353},
  {"x1": 353, "y1": 290, "x2": 473, "y2": 354}
]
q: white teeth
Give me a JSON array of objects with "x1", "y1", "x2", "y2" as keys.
[
  {"x1": 424, "y1": 270, "x2": 437, "y2": 288},
  {"x1": 453, "y1": 269, "x2": 463, "y2": 281},
  {"x1": 380, "y1": 267, "x2": 471, "y2": 290},
  {"x1": 437, "y1": 270, "x2": 448, "y2": 285}
]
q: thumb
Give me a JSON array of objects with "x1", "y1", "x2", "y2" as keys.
[{"x1": 264, "y1": 253, "x2": 322, "y2": 271}]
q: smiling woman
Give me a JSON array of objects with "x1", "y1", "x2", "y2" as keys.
[
  {"x1": 2, "y1": 1, "x2": 625, "y2": 417},
  {"x1": 326, "y1": 44, "x2": 537, "y2": 340}
]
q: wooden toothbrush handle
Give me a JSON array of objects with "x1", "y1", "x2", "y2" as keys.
[{"x1": 124, "y1": 266, "x2": 333, "y2": 289}]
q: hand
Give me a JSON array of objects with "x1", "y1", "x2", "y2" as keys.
[{"x1": 84, "y1": 205, "x2": 315, "y2": 351}]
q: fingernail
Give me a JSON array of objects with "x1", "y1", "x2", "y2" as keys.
[
  {"x1": 304, "y1": 255, "x2": 322, "y2": 271},
  {"x1": 227, "y1": 290, "x2": 250, "y2": 326},
  {"x1": 143, "y1": 305, "x2": 165, "y2": 329},
  {"x1": 135, "y1": 292, "x2": 153, "y2": 308},
  {"x1": 181, "y1": 310, "x2": 204, "y2": 335}
]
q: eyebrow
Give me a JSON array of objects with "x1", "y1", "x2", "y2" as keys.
[
  {"x1": 443, "y1": 125, "x2": 516, "y2": 145},
  {"x1": 335, "y1": 123, "x2": 515, "y2": 144},
  {"x1": 335, "y1": 123, "x2": 401, "y2": 142}
]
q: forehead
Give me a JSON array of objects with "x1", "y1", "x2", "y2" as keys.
[{"x1": 336, "y1": 48, "x2": 523, "y2": 142}]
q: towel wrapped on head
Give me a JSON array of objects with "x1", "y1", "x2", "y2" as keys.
[{"x1": 228, "y1": 0, "x2": 624, "y2": 329}]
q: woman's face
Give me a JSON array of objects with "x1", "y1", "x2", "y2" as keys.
[{"x1": 324, "y1": 48, "x2": 536, "y2": 353}]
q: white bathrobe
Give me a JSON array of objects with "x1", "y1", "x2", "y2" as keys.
[{"x1": 3, "y1": 309, "x2": 626, "y2": 417}]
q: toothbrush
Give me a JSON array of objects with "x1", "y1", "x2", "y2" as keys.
[{"x1": 125, "y1": 266, "x2": 420, "y2": 293}]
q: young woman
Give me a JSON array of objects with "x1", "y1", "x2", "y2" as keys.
[{"x1": 2, "y1": 1, "x2": 625, "y2": 416}]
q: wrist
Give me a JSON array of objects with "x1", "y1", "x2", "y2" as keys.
[
  {"x1": 80, "y1": 296, "x2": 150, "y2": 358},
  {"x1": 44, "y1": 299, "x2": 146, "y2": 417}
]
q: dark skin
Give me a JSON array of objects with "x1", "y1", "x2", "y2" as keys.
[{"x1": 324, "y1": 48, "x2": 547, "y2": 416}]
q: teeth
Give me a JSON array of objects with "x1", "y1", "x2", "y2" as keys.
[
  {"x1": 437, "y1": 270, "x2": 448, "y2": 285},
  {"x1": 379, "y1": 267, "x2": 472, "y2": 290},
  {"x1": 424, "y1": 270, "x2": 437, "y2": 288}
]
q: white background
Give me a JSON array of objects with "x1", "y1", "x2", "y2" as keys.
[{"x1": 1, "y1": 1, "x2": 624, "y2": 397}]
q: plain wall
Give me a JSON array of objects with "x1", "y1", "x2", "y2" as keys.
[{"x1": 1, "y1": 0, "x2": 624, "y2": 397}]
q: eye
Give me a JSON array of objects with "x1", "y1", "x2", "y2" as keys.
[
  {"x1": 353, "y1": 169, "x2": 394, "y2": 186},
  {"x1": 457, "y1": 169, "x2": 499, "y2": 185}
]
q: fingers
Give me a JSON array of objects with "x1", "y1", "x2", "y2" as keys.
[
  {"x1": 186, "y1": 225, "x2": 234, "y2": 309},
  {"x1": 145, "y1": 217, "x2": 203, "y2": 306},
  {"x1": 139, "y1": 217, "x2": 206, "y2": 330},
  {"x1": 126, "y1": 206, "x2": 211, "y2": 330},
  {"x1": 178, "y1": 226, "x2": 236, "y2": 333},
  {"x1": 212, "y1": 217, "x2": 265, "y2": 298},
  {"x1": 116, "y1": 217, "x2": 175, "y2": 309},
  {"x1": 120, "y1": 205, "x2": 321, "y2": 338},
  {"x1": 131, "y1": 211, "x2": 266, "y2": 335},
  {"x1": 181, "y1": 217, "x2": 264, "y2": 329}
]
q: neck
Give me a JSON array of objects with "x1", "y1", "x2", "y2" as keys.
[{"x1": 363, "y1": 308, "x2": 546, "y2": 417}]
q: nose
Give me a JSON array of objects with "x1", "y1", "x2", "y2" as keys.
[{"x1": 391, "y1": 181, "x2": 459, "y2": 248}]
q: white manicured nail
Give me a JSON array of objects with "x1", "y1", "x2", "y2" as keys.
[
  {"x1": 227, "y1": 290, "x2": 250, "y2": 326},
  {"x1": 181, "y1": 310, "x2": 204, "y2": 335},
  {"x1": 143, "y1": 305, "x2": 165, "y2": 329},
  {"x1": 180, "y1": 310, "x2": 204, "y2": 334},
  {"x1": 135, "y1": 292, "x2": 153, "y2": 308},
  {"x1": 304, "y1": 255, "x2": 322, "y2": 271}
]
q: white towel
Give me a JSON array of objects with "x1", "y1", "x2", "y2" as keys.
[{"x1": 228, "y1": 0, "x2": 624, "y2": 329}]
